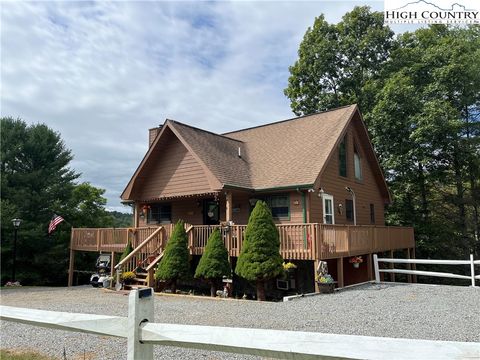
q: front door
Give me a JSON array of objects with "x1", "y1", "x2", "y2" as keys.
[
  {"x1": 322, "y1": 194, "x2": 335, "y2": 224},
  {"x1": 203, "y1": 199, "x2": 220, "y2": 225}
]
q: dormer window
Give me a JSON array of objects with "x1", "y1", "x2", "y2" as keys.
[
  {"x1": 354, "y1": 145, "x2": 362, "y2": 181},
  {"x1": 338, "y1": 136, "x2": 347, "y2": 177}
]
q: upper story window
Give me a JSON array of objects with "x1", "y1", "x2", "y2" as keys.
[
  {"x1": 148, "y1": 203, "x2": 172, "y2": 224},
  {"x1": 338, "y1": 136, "x2": 347, "y2": 177},
  {"x1": 354, "y1": 145, "x2": 362, "y2": 181},
  {"x1": 260, "y1": 194, "x2": 290, "y2": 219},
  {"x1": 345, "y1": 199, "x2": 354, "y2": 222}
]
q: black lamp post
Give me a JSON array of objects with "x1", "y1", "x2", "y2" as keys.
[{"x1": 12, "y1": 218, "x2": 21, "y2": 282}]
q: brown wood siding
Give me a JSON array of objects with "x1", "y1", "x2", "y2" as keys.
[
  {"x1": 137, "y1": 132, "x2": 212, "y2": 200},
  {"x1": 313, "y1": 123, "x2": 385, "y2": 225}
]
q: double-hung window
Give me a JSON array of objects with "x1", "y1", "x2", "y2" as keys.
[
  {"x1": 148, "y1": 203, "x2": 172, "y2": 224},
  {"x1": 261, "y1": 194, "x2": 289, "y2": 219}
]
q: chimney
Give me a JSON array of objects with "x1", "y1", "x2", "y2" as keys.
[{"x1": 149, "y1": 125, "x2": 162, "y2": 147}]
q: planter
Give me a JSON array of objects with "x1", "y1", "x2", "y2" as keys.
[
  {"x1": 316, "y1": 282, "x2": 336, "y2": 294},
  {"x1": 353, "y1": 263, "x2": 360, "y2": 269}
]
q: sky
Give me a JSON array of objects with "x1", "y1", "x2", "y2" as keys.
[{"x1": 2, "y1": 0, "x2": 416, "y2": 213}]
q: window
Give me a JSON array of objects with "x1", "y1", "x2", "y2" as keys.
[
  {"x1": 345, "y1": 199, "x2": 354, "y2": 222},
  {"x1": 338, "y1": 136, "x2": 347, "y2": 177},
  {"x1": 354, "y1": 146, "x2": 362, "y2": 181},
  {"x1": 261, "y1": 194, "x2": 289, "y2": 219},
  {"x1": 148, "y1": 203, "x2": 172, "y2": 224},
  {"x1": 370, "y1": 204, "x2": 375, "y2": 224}
]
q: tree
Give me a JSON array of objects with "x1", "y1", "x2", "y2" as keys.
[
  {"x1": 284, "y1": 6, "x2": 394, "y2": 115},
  {"x1": 235, "y1": 201, "x2": 284, "y2": 301},
  {"x1": 0, "y1": 117, "x2": 114, "y2": 285},
  {"x1": 155, "y1": 220, "x2": 189, "y2": 293},
  {"x1": 195, "y1": 229, "x2": 230, "y2": 297}
]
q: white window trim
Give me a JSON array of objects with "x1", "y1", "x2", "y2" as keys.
[{"x1": 322, "y1": 194, "x2": 335, "y2": 224}]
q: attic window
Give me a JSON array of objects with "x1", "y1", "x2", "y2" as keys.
[{"x1": 338, "y1": 136, "x2": 347, "y2": 177}]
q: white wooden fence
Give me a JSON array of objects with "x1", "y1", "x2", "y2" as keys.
[
  {"x1": 373, "y1": 254, "x2": 480, "y2": 286},
  {"x1": 1, "y1": 288, "x2": 479, "y2": 360}
]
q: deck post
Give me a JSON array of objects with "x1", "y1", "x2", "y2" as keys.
[
  {"x1": 406, "y1": 248, "x2": 412, "y2": 283},
  {"x1": 226, "y1": 191, "x2": 233, "y2": 222},
  {"x1": 110, "y1": 251, "x2": 116, "y2": 289},
  {"x1": 313, "y1": 260, "x2": 319, "y2": 293},
  {"x1": 367, "y1": 253, "x2": 373, "y2": 281},
  {"x1": 389, "y1": 250, "x2": 395, "y2": 282},
  {"x1": 68, "y1": 229, "x2": 75, "y2": 287},
  {"x1": 128, "y1": 288, "x2": 154, "y2": 360},
  {"x1": 373, "y1": 254, "x2": 380, "y2": 283},
  {"x1": 337, "y1": 257, "x2": 344, "y2": 288}
]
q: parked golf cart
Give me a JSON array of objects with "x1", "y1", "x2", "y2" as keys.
[{"x1": 90, "y1": 253, "x2": 112, "y2": 288}]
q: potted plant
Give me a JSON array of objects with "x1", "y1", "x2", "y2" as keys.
[
  {"x1": 121, "y1": 271, "x2": 136, "y2": 285},
  {"x1": 315, "y1": 273, "x2": 336, "y2": 294},
  {"x1": 349, "y1": 256, "x2": 363, "y2": 268}
]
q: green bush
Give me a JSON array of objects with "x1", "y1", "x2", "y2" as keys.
[
  {"x1": 195, "y1": 228, "x2": 230, "y2": 296},
  {"x1": 119, "y1": 240, "x2": 133, "y2": 262},
  {"x1": 235, "y1": 201, "x2": 283, "y2": 300},
  {"x1": 155, "y1": 220, "x2": 189, "y2": 293}
]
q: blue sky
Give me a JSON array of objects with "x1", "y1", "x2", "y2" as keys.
[{"x1": 1, "y1": 1, "x2": 418, "y2": 212}]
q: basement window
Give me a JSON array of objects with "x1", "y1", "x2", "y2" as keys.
[{"x1": 148, "y1": 203, "x2": 172, "y2": 224}]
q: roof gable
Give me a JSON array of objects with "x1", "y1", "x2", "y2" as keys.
[{"x1": 122, "y1": 104, "x2": 390, "y2": 202}]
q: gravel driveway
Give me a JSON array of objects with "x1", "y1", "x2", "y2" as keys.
[{"x1": 1, "y1": 283, "x2": 479, "y2": 359}]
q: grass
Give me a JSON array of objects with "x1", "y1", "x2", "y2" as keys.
[{"x1": 0, "y1": 349, "x2": 58, "y2": 360}]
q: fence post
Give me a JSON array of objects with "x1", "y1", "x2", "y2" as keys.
[
  {"x1": 128, "y1": 288, "x2": 154, "y2": 360},
  {"x1": 373, "y1": 254, "x2": 380, "y2": 283},
  {"x1": 470, "y1": 254, "x2": 476, "y2": 287}
]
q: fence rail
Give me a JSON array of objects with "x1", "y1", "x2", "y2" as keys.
[
  {"x1": 1, "y1": 289, "x2": 479, "y2": 360},
  {"x1": 373, "y1": 254, "x2": 480, "y2": 286}
]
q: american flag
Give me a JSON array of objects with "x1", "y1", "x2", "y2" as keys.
[{"x1": 48, "y1": 214, "x2": 65, "y2": 234}]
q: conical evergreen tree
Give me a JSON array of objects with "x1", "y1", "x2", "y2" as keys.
[
  {"x1": 195, "y1": 229, "x2": 231, "y2": 297},
  {"x1": 235, "y1": 201, "x2": 284, "y2": 301},
  {"x1": 119, "y1": 240, "x2": 133, "y2": 262},
  {"x1": 155, "y1": 220, "x2": 189, "y2": 293}
]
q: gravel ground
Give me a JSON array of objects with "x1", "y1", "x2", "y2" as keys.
[{"x1": 1, "y1": 283, "x2": 479, "y2": 359}]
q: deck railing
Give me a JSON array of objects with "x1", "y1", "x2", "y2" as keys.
[{"x1": 71, "y1": 223, "x2": 415, "y2": 261}]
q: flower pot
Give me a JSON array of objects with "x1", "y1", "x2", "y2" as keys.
[
  {"x1": 353, "y1": 263, "x2": 360, "y2": 269},
  {"x1": 316, "y1": 282, "x2": 335, "y2": 294}
]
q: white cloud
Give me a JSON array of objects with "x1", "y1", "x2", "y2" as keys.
[{"x1": 1, "y1": 0, "x2": 385, "y2": 212}]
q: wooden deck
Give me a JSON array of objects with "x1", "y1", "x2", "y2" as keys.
[{"x1": 70, "y1": 223, "x2": 414, "y2": 261}]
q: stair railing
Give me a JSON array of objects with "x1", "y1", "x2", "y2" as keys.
[{"x1": 115, "y1": 226, "x2": 164, "y2": 288}]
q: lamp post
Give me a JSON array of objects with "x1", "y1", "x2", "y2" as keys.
[
  {"x1": 345, "y1": 187, "x2": 356, "y2": 226},
  {"x1": 12, "y1": 218, "x2": 21, "y2": 282}
]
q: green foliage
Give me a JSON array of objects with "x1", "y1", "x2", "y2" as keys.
[
  {"x1": 109, "y1": 210, "x2": 133, "y2": 227},
  {"x1": 235, "y1": 201, "x2": 284, "y2": 281},
  {"x1": 0, "y1": 117, "x2": 113, "y2": 285},
  {"x1": 155, "y1": 220, "x2": 189, "y2": 281},
  {"x1": 284, "y1": 6, "x2": 394, "y2": 115},
  {"x1": 0, "y1": 349, "x2": 57, "y2": 360},
  {"x1": 120, "y1": 240, "x2": 133, "y2": 262},
  {"x1": 195, "y1": 229, "x2": 230, "y2": 280},
  {"x1": 286, "y1": 17, "x2": 480, "y2": 267}
]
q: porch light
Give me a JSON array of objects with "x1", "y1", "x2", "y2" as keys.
[
  {"x1": 317, "y1": 188, "x2": 325, "y2": 197},
  {"x1": 249, "y1": 198, "x2": 259, "y2": 207}
]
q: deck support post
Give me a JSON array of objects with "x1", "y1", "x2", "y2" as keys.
[
  {"x1": 313, "y1": 260, "x2": 320, "y2": 293},
  {"x1": 367, "y1": 253, "x2": 373, "y2": 281},
  {"x1": 128, "y1": 288, "x2": 154, "y2": 360},
  {"x1": 389, "y1": 250, "x2": 395, "y2": 282},
  {"x1": 406, "y1": 248, "x2": 412, "y2": 283},
  {"x1": 110, "y1": 251, "x2": 116, "y2": 289},
  {"x1": 68, "y1": 249, "x2": 75, "y2": 287},
  {"x1": 337, "y1": 257, "x2": 344, "y2": 288}
]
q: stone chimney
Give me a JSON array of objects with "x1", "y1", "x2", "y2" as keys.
[{"x1": 148, "y1": 126, "x2": 162, "y2": 147}]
